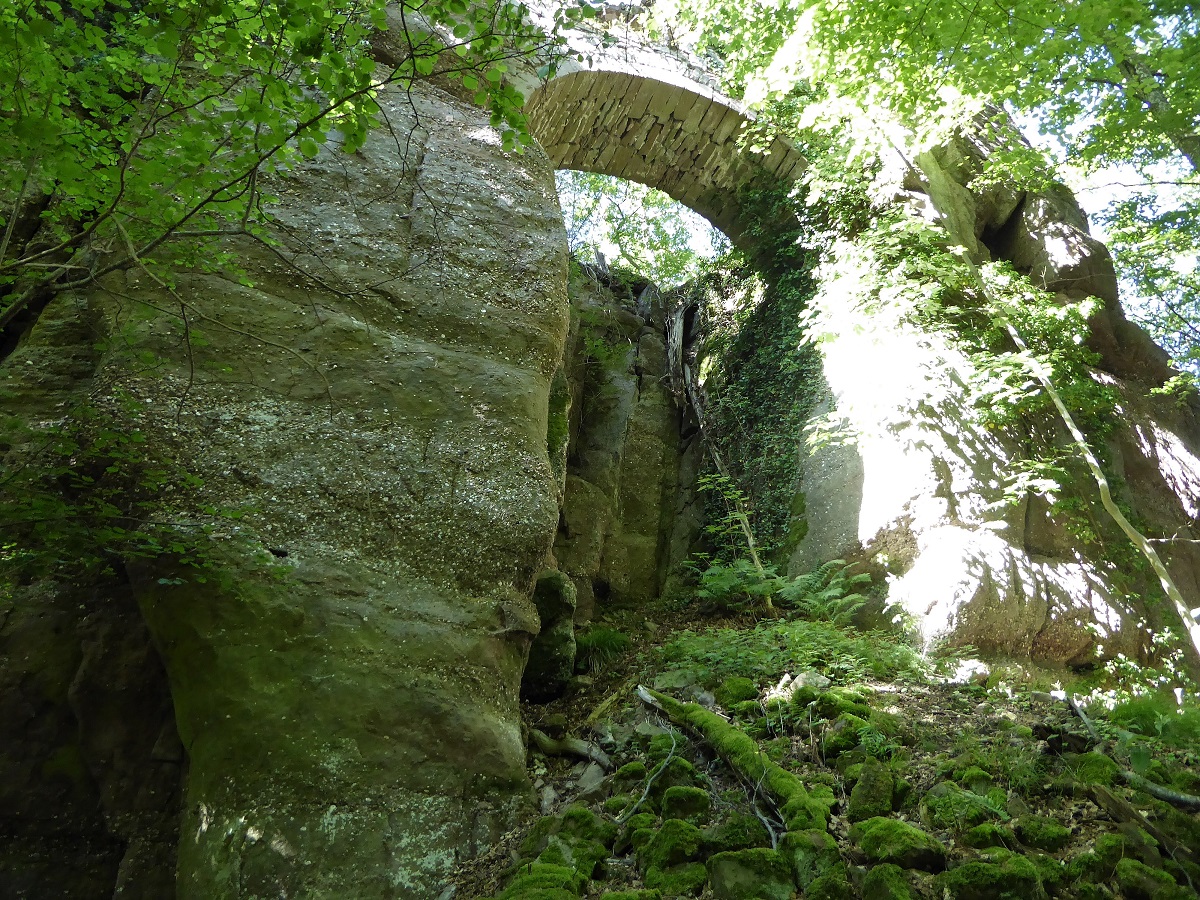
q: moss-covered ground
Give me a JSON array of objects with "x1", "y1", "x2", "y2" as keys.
[{"x1": 449, "y1": 596, "x2": 1200, "y2": 899}]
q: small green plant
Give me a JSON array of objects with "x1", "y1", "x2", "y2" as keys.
[
  {"x1": 686, "y1": 555, "x2": 780, "y2": 611},
  {"x1": 575, "y1": 626, "x2": 632, "y2": 674},
  {"x1": 778, "y1": 559, "x2": 871, "y2": 624},
  {"x1": 684, "y1": 551, "x2": 871, "y2": 623},
  {"x1": 857, "y1": 724, "x2": 899, "y2": 759},
  {"x1": 660, "y1": 619, "x2": 926, "y2": 687}
]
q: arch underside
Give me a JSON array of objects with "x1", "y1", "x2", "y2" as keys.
[{"x1": 525, "y1": 70, "x2": 805, "y2": 250}]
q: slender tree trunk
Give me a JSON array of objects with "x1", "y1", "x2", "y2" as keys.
[{"x1": 1117, "y1": 54, "x2": 1199, "y2": 172}]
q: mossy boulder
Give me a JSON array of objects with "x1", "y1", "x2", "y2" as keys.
[
  {"x1": 935, "y1": 848, "x2": 1042, "y2": 900},
  {"x1": 613, "y1": 761, "x2": 648, "y2": 793},
  {"x1": 703, "y1": 812, "x2": 772, "y2": 854},
  {"x1": 921, "y1": 781, "x2": 1003, "y2": 831},
  {"x1": 1067, "y1": 833, "x2": 1126, "y2": 882},
  {"x1": 636, "y1": 818, "x2": 703, "y2": 873},
  {"x1": 1114, "y1": 858, "x2": 1186, "y2": 900},
  {"x1": 850, "y1": 817, "x2": 946, "y2": 872},
  {"x1": 707, "y1": 848, "x2": 797, "y2": 900},
  {"x1": 661, "y1": 786, "x2": 711, "y2": 823},
  {"x1": 959, "y1": 767, "x2": 995, "y2": 794},
  {"x1": 807, "y1": 868, "x2": 853, "y2": 900},
  {"x1": 731, "y1": 700, "x2": 765, "y2": 720},
  {"x1": 558, "y1": 803, "x2": 618, "y2": 847},
  {"x1": 1026, "y1": 852, "x2": 1065, "y2": 894},
  {"x1": 600, "y1": 892, "x2": 663, "y2": 900},
  {"x1": 498, "y1": 862, "x2": 585, "y2": 898},
  {"x1": 647, "y1": 733, "x2": 679, "y2": 761},
  {"x1": 779, "y1": 829, "x2": 841, "y2": 888},
  {"x1": 816, "y1": 687, "x2": 874, "y2": 720},
  {"x1": 716, "y1": 677, "x2": 760, "y2": 707},
  {"x1": 648, "y1": 757, "x2": 703, "y2": 802},
  {"x1": 1014, "y1": 816, "x2": 1070, "y2": 852},
  {"x1": 963, "y1": 823, "x2": 1017, "y2": 850},
  {"x1": 823, "y1": 713, "x2": 869, "y2": 759},
  {"x1": 848, "y1": 759, "x2": 896, "y2": 822},
  {"x1": 536, "y1": 835, "x2": 609, "y2": 880},
  {"x1": 615, "y1": 812, "x2": 658, "y2": 855},
  {"x1": 645, "y1": 862, "x2": 708, "y2": 896},
  {"x1": 863, "y1": 863, "x2": 914, "y2": 900},
  {"x1": 605, "y1": 794, "x2": 633, "y2": 816}
]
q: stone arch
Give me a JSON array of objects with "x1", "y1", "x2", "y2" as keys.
[{"x1": 523, "y1": 66, "x2": 804, "y2": 251}]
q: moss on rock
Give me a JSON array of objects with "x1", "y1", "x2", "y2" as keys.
[
  {"x1": 807, "y1": 868, "x2": 853, "y2": 900},
  {"x1": 779, "y1": 829, "x2": 842, "y2": 889},
  {"x1": 1114, "y1": 858, "x2": 1185, "y2": 900},
  {"x1": 716, "y1": 677, "x2": 760, "y2": 707},
  {"x1": 1067, "y1": 753, "x2": 1120, "y2": 787},
  {"x1": 921, "y1": 781, "x2": 1004, "y2": 831},
  {"x1": 703, "y1": 812, "x2": 772, "y2": 854},
  {"x1": 935, "y1": 848, "x2": 1042, "y2": 900},
  {"x1": 963, "y1": 823, "x2": 1018, "y2": 850},
  {"x1": 707, "y1": 848, "x2": 797, "y2": 900},
  {"x1": 645, "y1": 862, "x2": 707, "y2": 896},
  {"x1": 498, "y1": 862, "x2": 585, "y2": 898},
  {"x1": 863, "y1": 863, "x2": 914, "y2": 900},
  {"x1": 848, "y1": 759, "x2": 896, "y2": 822},
  {"x1": 642, "y1": 690, "x2": 826, "y2": 831},
  {"x1": 636, "y1": 818, "x2": 704, "y2": 873},
  {"x1": 1014, "y1": 816, "x2": 1070, "y2": 852},
  {"x1": 849, "y1": 817, "x2": 946, "y2": 872},
  {"x1": 558, "y1": 803, "x2": 618, "y2": 848},
  {"x1": 613, "y1": 761, "x2": 648, "y2": 792},
  {"x1": 1066, "y1": 834, "x2": 1136, "y2": 883},
  {"x1": 661, "y1": 786, "x2": 711, "y2": 823}
]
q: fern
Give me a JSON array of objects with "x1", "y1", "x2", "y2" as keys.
[{"x1": 778, "y1": 560, "x2": 871, "y2": 624}]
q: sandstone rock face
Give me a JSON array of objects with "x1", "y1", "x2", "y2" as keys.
[
  {"x1": 553, "y1": 272, "x2": 687, "y2": 620},
  {"x1": 793, "y1": 123, "x2": 1200, "y2": 665},
  {"x1": 2, "y1": 83, "x2": 568, "y2": 897}
]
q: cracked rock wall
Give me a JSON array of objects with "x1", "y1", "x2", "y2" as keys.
[{"x1": 1, "y1": 82, "x2": 568, "y2": 898}]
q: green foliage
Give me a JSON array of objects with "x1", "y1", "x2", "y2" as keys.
[
  {"x1": 650, "y1": 0, "x2": 1200, "y2": 400},
  {"x1": 1100, "y1": 187, "x2": 1200, "y2": 378},
  {"x1": 0, "y1": 400, "x2": 243, "y2": 587},
  {"x1": 660, "y1": 619, "x2": 926, "y2": 687},
  {"x1": 777, "y1": 560, "x2": 870, "y2": 624},
  {"x1": 575, "y1": 626, "x2": 632, "y2": 674},
  {"x1": 0, "y1": 0, "x2": 588, "y2": 318},
  {"x1": 685, "y1": 541, "x2": 869, "y2": 624},
  {"x1": 1107, "y1": 693, "x2": 1200, "y2": 751},
  {"x1": 687, "y1": 192, "x2": 822, "y2": 558},
  {"x1": 556, "y1": 170, "x2": 724, "y2": 287}
]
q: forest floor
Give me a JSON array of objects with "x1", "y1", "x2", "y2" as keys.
[{"x1": 450, "y1": 596, "x2": 1200, "y2": 900}]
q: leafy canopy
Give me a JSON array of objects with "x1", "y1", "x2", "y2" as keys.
[
  {"x1": 642, "y1": 0, "x2": 1200, "y2": 377},
  {"x1": 0, "y1": 0, "x2": 591, "y2": 322},
  {"x1": 556, "y1": 169, "x2": 725, "y2": 287}
]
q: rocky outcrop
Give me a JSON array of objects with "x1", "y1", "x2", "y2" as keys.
[
  {"x1": 792, "y1": 120, "x2": 1200, "y2": 666},
  {"x1": 551, "y1": 269, "x2": 691, "y2": 623},
  {"x1": 1, "y1": 82, "x2": 568, "y2": 897}
]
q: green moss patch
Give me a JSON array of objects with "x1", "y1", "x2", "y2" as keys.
[
  {"x1": 716, "y1": 677, "x2": 760, "y2": 706},
  {"x1": 863, "y1": 863, "x2": 914, "y2": 900},
  {"x1": 935, "y1": 848, "x2": 1041, "y2": 900},
  {"x1": 661, "y1": 786, "x2": 711, "y2": 823},
  {"x1": 645, "y1": 862, "x2": 708, "y2": 896},
  {"x1": 847, "y1": 759, "x2": 896, "y2": 822},
  {"x1": 1014, "y1": 816, "x2": 1070, "y2": 852},
  {"x1": 636, "y1": 818, "x2": 703, "y2": 873},
  {"x1": 849, "y1": 817, "x2": 946, "y2": 872},
  {"x1": 707, "y1": 848, "x2": 797, "y2": 900}
]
